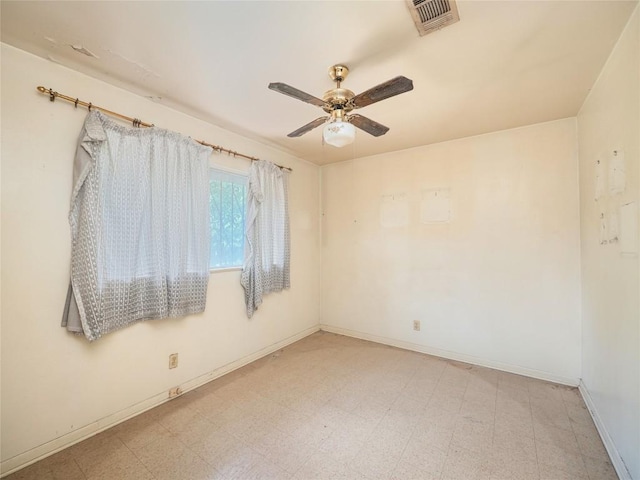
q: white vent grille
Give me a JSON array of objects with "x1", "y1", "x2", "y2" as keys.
[{"x1": 406, "y1": 0, "x2": 460, "y2": 36}]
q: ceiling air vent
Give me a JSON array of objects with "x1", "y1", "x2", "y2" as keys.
[{"x1": 406, "y1": 0, "x2": 460, "y2": 36}]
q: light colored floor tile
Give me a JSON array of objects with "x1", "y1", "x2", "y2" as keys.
[
  {"x1": 583, "y1": 455, "x2": 619, "y2": 480},
  {"x1": 533, "y1": 422, "x2": 580, "y2": 454},
  {"x1": 295, "y1": 452, "x2": 368, "y2": 480},
  {"x1": 135, "y1": 434, "x2": 222, "y2": 480},
  {"x1": 565, "y1": 402, "x2": 593, "y2": 426},
  {"x1": 538, "y1": 462, "x2": 590, "y2": 480},
  {"x1": 187, "y1": 391, "x2": 232, "y2": 418},
  {"x1": 240, "y1": 457, "x2": 292, "y2": 480},
  {"x1": 66, "y1": 430, "x2": 118, "y2": 459},
  {"x1": 318, "y1": 429, "x2": 366, "y2": 462},
  {"x1": 401, "y1": 378, "x2": 438, "y2": 401},
  {"x1": 531, "y1": 404, "x2": 572, "y2": 431},
  {"x1": 85, "y1": 455, "x2": 154, "y2": 480},
  {"x1": 411, "y1": 423, "x2": 456, "y2": 452},
  {"x1": 576, "y1": 432, "x2": 609, "y2": 461},
  {"x1": 535, "y1": 440, "x2": 588, "y2": 477},
  {"x1": 74, "y1": 437, "x2": 134, "y2": 478},
  {"x1": 442, "y1": 446, "x2": 491, "y2": 480},
  {"x1": 560, "y1": 386, "x2": 583, "y2": 406},
  {"x1": 460, "y1": 400, "x2": 497, "y2": 425},
  {"x1": 528, "y1": 381, "x2": 565, "y2": 403},
  {"x1": 288, "y1": 415, "x2": 334, "y2": 448},
  {"x1": 570, "y1": 417, "x2": 600, "y2": 439},
  {"x1": 496, "y1": 395, "x2": 532, "y2": 418},
  {"x1": 498, "y1": 372, "x2": 531, "y2": 390},
  {"x1": 5, "y1": 462, "x2": 55, "y2": 480},
  {"x1": 451, "y1": 416, "x2": 494, "y2": 454},
  {"x1": 49, "y1": 459, "x2": 86, "y2": 480},
  {"x1": 353, "y1": 397, "x2": 393, "y2": 422},
  {"x1": 492, "y1": 428, "x2": 537, "y2": 463},
  {"x1": 6, "y1": 333, "x2": 618, "y2": 480},
  {"x1": 114, "y1": 414, "x2": 173, "y2": 451},
  {"x1": 171, "y1": 415, "x2": 223, "y2": 447},
  {"x1": 429, "y1": 392, "x2": 464, "y2": 413},
  {"x1": 495, "y1": 411, "x2": 534, "y2": 438},
  {"x1": 400, "y1": 440, "x2": 448, "y2": 475},
  {"x1": 391, "y1": 457, "x2": 442, "y2": 480},
  {"x1": 222, "y1": 412, "x2": 277, "y2": 444},
  {"x1": 189, "y1": 426, "x2": 241, "y2": 463},
  {"x1": 489, "y1": 456, "x2": 539, "y2": 480},
  {"x1": 351, "y1": 443, "x2": 405, "y2": 479},
  {"x1": 256, "y1": 432, "x2": 316, "y2": 473}
]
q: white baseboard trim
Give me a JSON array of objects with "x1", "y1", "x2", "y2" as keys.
[
  {"x1": 320, "y1": 324, "x2": 579, "y2": 387},
  {"x1": 0, "y1": 325, "x2": 320, "y2": 478},
  {"x1": 578, "y1": 381, "x2": 632, "y2": 480}
]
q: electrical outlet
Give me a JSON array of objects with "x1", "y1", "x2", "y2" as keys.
[
  {"x1": 168, "y1": 387, "x2": 182, "y2": 398},
  {"x1": 169, "y1": 353, "x2": 178, "y2": 369},
  {"x1": 413, "y1": 320, "x2": 421, "y2": 331}
]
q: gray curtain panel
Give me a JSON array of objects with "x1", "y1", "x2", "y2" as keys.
[
  {"x1": 62, "y1": 111, "x2": 212, "y2": 341},
  {"x1": 241, "y1": 160, "x2": 290, "y2": 318}
]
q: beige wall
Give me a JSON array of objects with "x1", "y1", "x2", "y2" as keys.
[
  {"x1": 0, "y1": 44, "x2": 321, "y2": 473},
  {"x1": 577, "y1": 8, "x2": 639, "y2": 480},
  {"x1": 321, "y1": 118, "x2": 582, "y2": 384}
]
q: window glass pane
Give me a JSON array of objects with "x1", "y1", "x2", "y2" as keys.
[{"x1": 209, "y1": 168, "x2": 247, "y2": 269}]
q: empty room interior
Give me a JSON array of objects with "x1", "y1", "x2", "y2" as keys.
[{"x1": 1, "y1": 1, "x2": 639, "y2": 479}]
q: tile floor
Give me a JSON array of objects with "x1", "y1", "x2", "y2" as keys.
[{"x1": 7, "y1": 332, "x2": 618, "y2": 480}]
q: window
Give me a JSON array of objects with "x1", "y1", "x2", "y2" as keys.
[{"x1": 209, "y1": 168, "x2": 248, "y2": 269}]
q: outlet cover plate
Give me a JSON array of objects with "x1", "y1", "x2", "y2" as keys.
[{"x1": 169, "y1": 353, "x2": 178, "y2": 369}]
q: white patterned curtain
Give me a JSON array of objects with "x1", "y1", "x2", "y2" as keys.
[
  {"x1": 62, "y1": 111, "x2": 212, "y2": 341},
  {"x1": 241, "y1": 160, "x2": 290, "y2": 317}
]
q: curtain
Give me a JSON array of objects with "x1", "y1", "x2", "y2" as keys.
[
  {"x1": 240, "y1": 160, "x2": 290, "y2": 317},
  {"x1": 62, "y1": 111, "x2": 212, "y2": 341}
]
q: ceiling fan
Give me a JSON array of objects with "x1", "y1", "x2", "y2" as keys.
[{"x1": 268, "y1": 65, "x2": 413, "y2": 147}]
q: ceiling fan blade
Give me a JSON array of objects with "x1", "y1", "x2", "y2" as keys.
[
  {"x1": 287, "y1": 116, "x2": 328, "y2": 138},
  {"x1": 349, "y1": 114, "x2": 389, "y2": 137},
  {"x1": 268, "y1": 83, "x2": 326, "y2": 108},
  {"x1": 351, "y1": 76, "x2": 413, "y2": 109}
]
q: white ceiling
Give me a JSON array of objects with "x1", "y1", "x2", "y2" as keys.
[{"x1": 1, "y1": 1, "x2": 637, "y2": 165}]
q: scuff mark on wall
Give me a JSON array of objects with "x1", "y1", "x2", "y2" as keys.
[
  {"x1": 69, "y1": 45, "x2": 99, "y2": 58},
  {"x1": 46, "y1": 54, "x2": 62, "y2": 65}
]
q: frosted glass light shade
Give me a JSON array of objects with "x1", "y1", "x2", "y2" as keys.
[{"x1": 323, "y1": 120, "x2": 355, "y2": 147}]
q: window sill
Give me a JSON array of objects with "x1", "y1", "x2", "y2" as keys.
[{"x1": 210, "y1": 266, "x2": 242, "y2": 274}]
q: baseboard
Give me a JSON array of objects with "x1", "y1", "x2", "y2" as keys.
[
  {"x1": 0, "y1": 325, "x2": 320, "y2": 477},
  {"x1": 578, "y1": 381, "x2": 632, "y2": 480},
  {"x1": 320, "y1": 324, "x2": 579, "y2": 387}
]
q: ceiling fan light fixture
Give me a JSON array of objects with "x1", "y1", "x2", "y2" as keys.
[{"x1": 323, "y1": 120, "x2": 355, "y2": 148}]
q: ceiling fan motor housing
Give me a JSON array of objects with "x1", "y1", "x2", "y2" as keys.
[{"x1": 322, "y1": 88, "x2": 355, "y2": 114}]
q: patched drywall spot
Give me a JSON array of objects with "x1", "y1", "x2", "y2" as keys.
[
  {"x1": 380, "y1": 193, "x2": 409, "y2": 228},
  {"x1": 420, "y1": 188, "x2": 451, "y2": 223}
]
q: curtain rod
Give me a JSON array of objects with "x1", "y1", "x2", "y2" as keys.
[{"x1": 36, "y1": 86, "x2": 292, "y2": 172}]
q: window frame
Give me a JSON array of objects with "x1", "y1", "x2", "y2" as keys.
[{"x1": 208, "y1": 164, "x2": 249, "y2": 273}]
